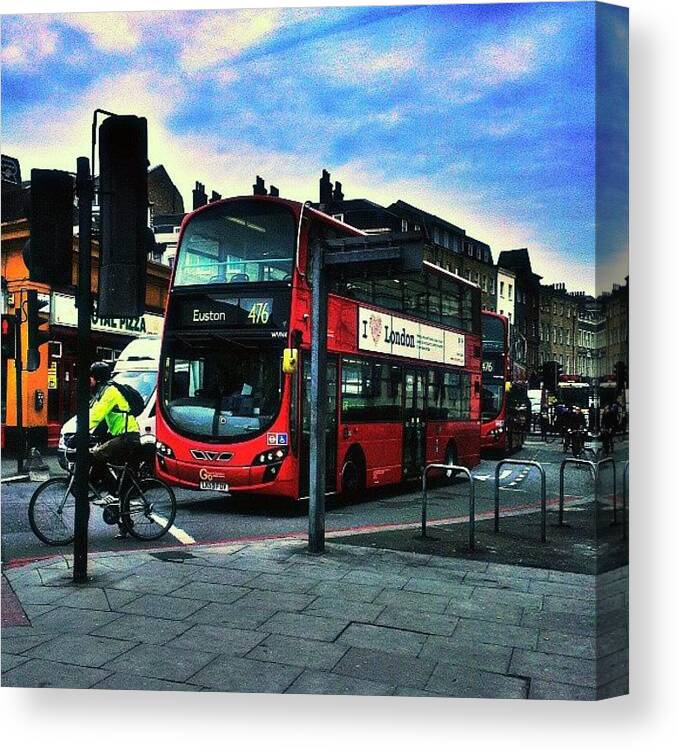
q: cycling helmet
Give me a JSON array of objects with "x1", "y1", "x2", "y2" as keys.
[{"x1": 90, "y1": 361, "x2": 112, "y2": 384}]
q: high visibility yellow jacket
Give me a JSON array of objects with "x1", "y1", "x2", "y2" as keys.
[{"x1": 89, "y1": 384, "x2": 140, "y2": 436}]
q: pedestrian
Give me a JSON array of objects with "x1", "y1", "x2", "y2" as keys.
[{"x1": 601, "y1": 405, "x2": 616, "y2": 455}]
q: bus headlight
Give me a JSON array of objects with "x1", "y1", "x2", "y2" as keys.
[
  {"x1": 253, "y1": 446, "x2": 288, "y2": 481},
  {"x1": 252, "y1": 446, "x2": 288, "y2": 466},
  {"x1": 156, "y1": 441, "x2": 175, "y2": 459}
]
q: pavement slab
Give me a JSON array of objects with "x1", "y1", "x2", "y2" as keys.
[
  {"x1": 304, "y1": 596, "x2": 386, "y2": 623},
  {"x1": 168, "y1": 581, "x2": 250, "y2": 605},
  {"x1": 375, "y1": 607, "x2": 459, "y2": 637},
  {"x1": 332, "y1": 647, "x2": 436, "y2": 689},
  {"x1": 452, "y1": 618, "x2": 539, "y2": 649},
  {"x1": 118, "y1": 593, "x2": 208, "y2": 620},
  {"x1": 419, "y1": 635, "x2": 513, "y2": 674},
  {"x1": 187, "y1": 601, "x2": 279, "y2": 630},
  {"x1": 509, "y1": 649, "x2": 597, "y2": 688},
  {"x1": 426, "y1": 663, "x2": 529, "y2": 698},
  {"x1": 247, "y1": 634, "x2": 348, "y2": 671},
  {"x1": 287, "y1": 669, "x2": 395, "y2": 696},
  {"x1": 21, "y1": 633, "x2": 137, "y2": 668},
  {"x1": 259, "y1": 611, "x2": 349, "y2": 642},
  {"x1": 188, "y1": 654, "x2": 302, "y2": 693},
  {"x1": 90, "y1": 613, "x2": 194, "y2": 645},
  {"x1": 337, "y1": 622, "x2": 427, "y2": 657},
  {"x1": 2, "y1": 658, "x2": 111, "y2": 689},
  {"x1": 103, "y1": 643, "x2": 218, "y2": 682},
  {"x1": 165, "y1": 623, "x2": 267, "y2": 656},
  {"x1": 94, "y1": 673, "x2": 203, "y2": 692}
]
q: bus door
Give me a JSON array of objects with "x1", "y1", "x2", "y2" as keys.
[
  {"x1": 299, "y1": 353, "x2": 338, "y2": 497},
  {"x1": 403, "y1": 367, "x2": 426, "y2": 478}
]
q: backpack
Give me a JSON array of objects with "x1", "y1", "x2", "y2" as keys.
[{"x1": 110, "y1": 382, "x2": 145, "y2": 417}]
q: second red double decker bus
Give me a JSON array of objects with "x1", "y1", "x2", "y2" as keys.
[
  {"x1": 155, "y1": 195, "x2": 482, "y2": 501},
  {"x1": 480, "y1": 310, "x2": 527, "y2": 454}
]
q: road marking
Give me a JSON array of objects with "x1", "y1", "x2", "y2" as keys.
[
  {"x1": 149, "y1": 513, "x2": 196, "y2": 545},
  {"x1": 1, "y1": 475, "x2": 29, "y2": 484}
]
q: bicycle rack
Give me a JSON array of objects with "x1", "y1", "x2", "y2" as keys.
[
  {"x1": 559, "y1": 457, "x2": 617, "y2": 527},
  {"x1": 622, "y1": 461, "x2": 629, "y2": 539},
  {"x1": 559, "y1": 458, "x2": 596, "y2": 525},
  {"x1": 596, "y1": 457, "x2": 618, "y2": 524},
  {"x1": 494, "y1": 459, "x2": 547, "y2": 543},
  {"x1": 421, "y1": 463, "x2": 476, "y2": 551}
]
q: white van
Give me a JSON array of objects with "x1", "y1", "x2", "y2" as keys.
[{"x1": 57, "y1": 337, "x2": 161, "y2": 469}]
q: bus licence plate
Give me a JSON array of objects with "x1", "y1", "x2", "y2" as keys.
[{"x1": 199, "y1": 480, "x2": 229, "y2": 492}]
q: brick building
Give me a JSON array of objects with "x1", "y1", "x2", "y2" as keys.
[{"x1": 496, "y1": 249, "x2": 541, "y2": 378}]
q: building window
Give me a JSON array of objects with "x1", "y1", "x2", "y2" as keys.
[
  {"x1": 500, "y1": 281, "x2": 505, "y2": 297},
  {"x1": 508, "y1": 284, "x2": 513, "y2": 301}
]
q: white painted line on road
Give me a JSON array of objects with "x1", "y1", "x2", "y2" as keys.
[
  {"x1": 499, "y1": 469, "x2": 513, "y2": 480},
  {"x1": 149, "y1": 513, "x2": 196, "y2": 545},
  {"x1": 1, "y1": 475, "x2": 29, "y2": 484}
]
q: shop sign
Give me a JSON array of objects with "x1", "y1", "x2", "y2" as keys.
[{"x1": 51, "y1": 293, "x2": 163, "y2": 337}]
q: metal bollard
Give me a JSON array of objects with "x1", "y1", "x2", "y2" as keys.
[
  {"x1": 596, "y1": 457, "x2": 617, "y2": 524},
  {"x1": 494, "y1": 459, "x2": 547, "y2": 543},
  {"x1": 622, "y1": 461, "x2": 629, "y2": 539},
  {"x1": 421, "y1": 463, "x2": 476, "y2": 551},
  {"x1": 559, "y1": 458, "x2": 597, "y2": 526}
]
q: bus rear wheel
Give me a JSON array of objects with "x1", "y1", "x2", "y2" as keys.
[{"x1": 341, "y1": 453, "x2": 365, "y2": 502}]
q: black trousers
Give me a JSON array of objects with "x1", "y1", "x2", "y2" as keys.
[{"x1": 91, "y1": 433, "x2": 141, "y2": 493}]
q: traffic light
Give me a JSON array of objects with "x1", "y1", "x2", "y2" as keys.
[
  {"x1": 1, "y1": 314, "x2": 17, "y2": 360},
  {"x1": 615, "y1": 361, "x2": 627, "y2": 389},
  {"x1": 24, "y1": 169, "x2": 74, "y2": 286},
  {"x1": 26, "y1": 290, "x2": 50, "y2": 372},
  {"x1": 98, "y1": 114, "x2": 149, "y2": 318},
  {"x1": 542, "y1": 360, "x2": 563, "y2": 392}
]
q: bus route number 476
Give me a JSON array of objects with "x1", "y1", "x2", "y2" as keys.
[{"x1": 248, "y1": 301, "x2": 270, "y2": 325}]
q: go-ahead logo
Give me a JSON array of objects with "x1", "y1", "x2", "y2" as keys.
[{"x1": 199, "y1": 467, "x2": 225, "y2": 482}]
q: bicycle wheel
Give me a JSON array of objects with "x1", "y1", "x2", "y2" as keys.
[
  {"x1": 28, "y1": 477, "x2": 76, "y2": 546},
  {"x1": 543, "y1": 427, "x2": 557, "y2": 444},
  {"x1": 121, "y1": 477, "x2": 177, "y2": 541}
]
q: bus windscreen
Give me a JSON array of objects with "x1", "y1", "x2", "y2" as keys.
[
  {"x1": 161, "y1": 338, "x2": 284, "y2": 441},
  {"x1": 173, "y1": 200, "x2": 296, "y2": 287}
]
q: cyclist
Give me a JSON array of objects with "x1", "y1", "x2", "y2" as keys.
[{"x1": 89, "y1": 361, "x2": 142, "y2": 538}]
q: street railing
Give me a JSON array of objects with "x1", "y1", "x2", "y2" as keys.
[
  {"x1": 494, "y1": 459, "x2": 547, "y2": 543},
  {"x1": 421, "y1": 463, "x2": 476, "y2": 551}
]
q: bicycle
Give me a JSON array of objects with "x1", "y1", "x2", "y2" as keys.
[{"x1": 28, "y1": 444, "x2": 177, "y2": 546}]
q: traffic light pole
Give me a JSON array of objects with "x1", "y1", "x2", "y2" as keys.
[
  {"x1": 73, "y1": 157, "x2": 93, "y2": 584},
  {"x1": 308, "y1": 242, "x2": 328, "y2": 553},
  {"x1": 14, "y1": 306, "x2": 24, "y2": 475}
]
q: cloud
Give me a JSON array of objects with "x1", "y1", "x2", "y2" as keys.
[
  {"x1": 178, "y1": 9, "x2": 283, "y2": 73},
  {"x1": 1, "y1": 16, "x2": 59, "y2": 70},
  {"x1": 62, "y1": 12, "x2": 143, "y2": 52}
]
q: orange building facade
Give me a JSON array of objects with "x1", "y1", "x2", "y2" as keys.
[{"x1": 1, "y1": 218, "x2": 171, "y2": 450}]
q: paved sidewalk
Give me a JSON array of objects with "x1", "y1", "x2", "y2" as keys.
[{"x1": 1, "y1": 540, "x2": 628, "y2": 699}]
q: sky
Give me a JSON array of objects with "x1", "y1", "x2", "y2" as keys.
[{"x1": 1, "y1": 2, "x2": 628, "y2": 295}]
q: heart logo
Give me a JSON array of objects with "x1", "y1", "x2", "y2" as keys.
[{"x1": 369, "y1": 314, "x2": 382, "y2": 344}]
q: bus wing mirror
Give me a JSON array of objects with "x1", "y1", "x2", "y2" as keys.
[{"x1": 282, "y1": 348, "x2": 298, "y2": 374}]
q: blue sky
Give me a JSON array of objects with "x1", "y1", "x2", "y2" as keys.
[{"x1": 1, "y1": 2, "x2": 628, "y2": 293}]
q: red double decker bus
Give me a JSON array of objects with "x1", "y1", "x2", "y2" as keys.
[
  {"x1": 155, "y1": 195, "x2": 482, "y2": 501},
  {"x1": 480, "y1": 311, "x2": 526, "y2": 453}
]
